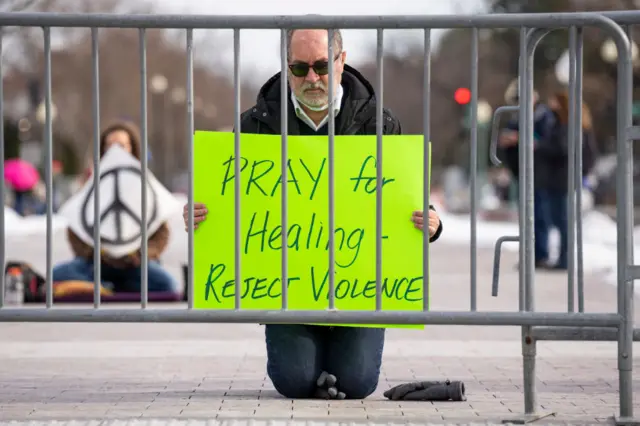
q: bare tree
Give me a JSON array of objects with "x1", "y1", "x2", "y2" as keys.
[
  {"x1": 2, "y1": 0, "x2": 254, "y2": 181},
  {"x1": 356, "y1": 0, "x2": 640, "y2": 178}
]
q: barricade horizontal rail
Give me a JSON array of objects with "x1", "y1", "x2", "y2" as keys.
[
  {"x1": 0, "y1": 10, "x2": 636, "y2": 424},
  {"x1": 0, "y1": 309, "x2": 622, "y2": 326},
  {"x1": 0, "y1": 11, "x2": 634, "y2": 29},
  {"x1": 531, "y1": 326, "x2": 640, "y2": 342}
]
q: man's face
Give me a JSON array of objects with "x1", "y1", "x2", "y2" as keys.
[{"x1": 288, "y1": 29, "x2": 346, "y2": 111}]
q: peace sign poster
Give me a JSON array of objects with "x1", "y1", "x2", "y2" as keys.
[
  {"x1": 193, "y1": 131, "x2": 431, "y2": 329},
  {"x1": 58, "y1": 145, "x2": 183, "y2": 258}
]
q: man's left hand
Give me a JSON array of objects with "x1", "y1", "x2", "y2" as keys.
[{"x1": 411, "y1": 209, "x2": 441, "y2": 238}]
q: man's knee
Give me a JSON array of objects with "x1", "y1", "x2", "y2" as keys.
[
  {"x1": 328, "y1": 327, "x2": 384, "y2": 399},
  {"x1": 336, "y1": 369, "x2": 380, "y2": 399},
  {"x1": 265, "y1": 325, "x2": 322, "y2": 399},
  {"x1": 267, "y1": 364, "x2": 317, "y2": 399}
]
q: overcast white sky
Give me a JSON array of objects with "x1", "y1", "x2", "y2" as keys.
[{"x1": 152, "y1": 0, "x2": 488, "y2": 80}]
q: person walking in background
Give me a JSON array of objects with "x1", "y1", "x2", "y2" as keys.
[
  {"x1": 542, "y1": 91, "x2": 598, "y2": 270},
  {"x1": 499, "y1": 89, "x2": 598, "y2": 271},
  {"x1": 497, "y1": 89, "x2": 558, "y2": 269}
]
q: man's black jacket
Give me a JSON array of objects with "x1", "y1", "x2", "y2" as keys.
[{"x1": 237, "y1": 63, "x2": 442, "y2": 242}]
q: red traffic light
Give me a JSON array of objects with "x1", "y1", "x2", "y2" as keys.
[{"x1": 454, "y1": 87, "x2": 471, "y2": 105}]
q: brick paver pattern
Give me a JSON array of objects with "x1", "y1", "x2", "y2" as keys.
[{"x1": 0, "y1": 244, "x2": 638, "y2": 425}]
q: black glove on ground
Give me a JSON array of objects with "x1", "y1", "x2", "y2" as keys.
[
  {"x1": 314, "y1": 371, "x2": 346, "y2": 400},
  {"x1": 383, "y1": 380, "x2": 466, "y2": 401}
]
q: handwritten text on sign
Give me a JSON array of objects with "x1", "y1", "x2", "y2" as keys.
[{"x1": 193, "y1": 132, "x2": 430, "y2": 327}]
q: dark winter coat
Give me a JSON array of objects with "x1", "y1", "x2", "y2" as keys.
[
  {"x1": 499, "y1": 104, "x2": 598, "y2": 194},
  {"x1": 238, "y1": 63, "x2": 442, "y2": 242}
]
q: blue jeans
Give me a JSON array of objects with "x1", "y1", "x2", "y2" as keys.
[
  {"x1": 52, "y1": 257, "x2": 179, "y2": 293},
  {"x1": 534, "y1": 189, "x2": 568, "y2": 268},
  {"x1": 265, "y1": 324, "x2": 385, "y2": 399}
]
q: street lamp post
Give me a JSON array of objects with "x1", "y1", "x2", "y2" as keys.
[
  {"x1": 34, "y1": 99, "x2": 59, "y2": 209},
  {"x1": 477, "y1": 100, "x2": 493, "y2": 206},
  {"x1": 33, "y1": 100, "x2": 58, "y2": 169},
  {"x1": 150, "y1": 74, "x2": 169, "y2": 185},
  {"x1": 459, "y1": 96, "x2": 494, "y2": 210},
  {"x1": 35, "y1": 101, "x2": 58, "y2": 125},
  {"x1": 169, "y1": 87, "x2": 187, "y2": 188},
  {"x1": 600, "y1": 37, "x2": 639, "y2": 64}
]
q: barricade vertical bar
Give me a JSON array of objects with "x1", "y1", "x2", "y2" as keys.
[
  {"x1": 327, "y1": 29, "x2": 336, "y2": 310},
  {"x1": 43, "y1": 27, "x2": 53, "y2": 308},
  {"x1": 517, "y1": 27, "x2": 526, "y2": 313},
  {"x1": 280, "y1": 28, "x2": 288, "y2": 310},
  {"x1": 186, "y1": 28, "x2": 195, "y2": 309},
  {"x1": 375, "y1": 28, "x2": 383, "y2": 312},
  {"x1": 567, "y1": 26, "x2": 577, "y2": 313},
  {"x1": 624, "y1": 25, "x2": 633, "y2": 310},
  {"x1": 616, "y1": 24, "x2": 634, "y2": 420},
  {"x1": 233, "y1": 28, "x2": 242, "y2": 310},
  {"x1": 139, "y1": 28, "x2": 149, "y2": 308},
  {"x1": 0, "y1": 28, "x2": 5, "y2": 308},
  {"x1": 422, "y1": 28, "x2": 431, "y2": 311},
  {"x1": 92, "y1": 27, "x2": 102, "y2": 308},
  {"x1": 522, "y1": 26, "x2": 537, "y2": 415},
  {"x1": 469, "y1": 27, "x2": 479, "y2": 312},
  {"x1": 574, "y1": 27, "x2": 585, "y2": 313}
]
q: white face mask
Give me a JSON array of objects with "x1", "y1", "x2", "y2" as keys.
[
  {"x1": 297, "y1": 98, "x2": 329, "y2": 112},
  {"x1": 293, "y1": 80, "x2": 330, "y2": 111}
]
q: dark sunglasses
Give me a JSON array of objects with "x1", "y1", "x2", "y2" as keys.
[{"x1": 288, "y1": 53, "x2": 342, "y2": 77}]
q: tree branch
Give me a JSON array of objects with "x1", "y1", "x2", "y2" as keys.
[{"x1": 0, "y1": 0, "x2": 39, "y2": 12}]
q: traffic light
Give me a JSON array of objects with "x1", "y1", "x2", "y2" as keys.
[
  {"x1": 455, "y1": 87, "x2": 472, "y2": 130},
  {"x1": 454, "y1": 87, "x2": 471, "y2": 105}
]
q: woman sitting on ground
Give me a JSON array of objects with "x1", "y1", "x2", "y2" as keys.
[{"x1": 52, "y1": 120, "x2": 179, "y2": 293}]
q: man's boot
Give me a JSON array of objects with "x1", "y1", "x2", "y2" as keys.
[{"x1": 315, "y1": 371, "x2": 346, "y2": 400}]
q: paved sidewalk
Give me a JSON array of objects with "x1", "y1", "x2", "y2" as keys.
[{"x1": 0, "y1": 244, "x2": 638, "y2": 425}]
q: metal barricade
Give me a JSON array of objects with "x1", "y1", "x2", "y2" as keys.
[{"x1": 0, "y1": 10, "x2": 636, "y2": 423}]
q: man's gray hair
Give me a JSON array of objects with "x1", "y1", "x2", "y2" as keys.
[{"x1": 286, "y1": 28, "x2": 343, "y2": 61}]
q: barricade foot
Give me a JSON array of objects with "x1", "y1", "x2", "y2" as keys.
[
  {"x1": 500, "y1": 411, "x2": 556, "y2": 424},
  {"x1": 612, "y1": 416, "x2": 640, "y2": 426}
]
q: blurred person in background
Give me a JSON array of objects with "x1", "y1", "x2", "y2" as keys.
[
  {"x1": 182, "y1": 28, "x2": 444, "y2": 401},
  {"x1": 53, "y1": 120, "x2": 178, "y2": 293},
  {"x1": 4, "y1": 157, "x2": 46, "y2": 217},
  {"x1": 12, "y1": 182, "x2": 46, "y2": 216},
  {"x1": 489, "y1": 166, "x2": 513, "y2": 203},
  {"x1": 499, "y1": 87, "x2": 598, "y2": 271},
  {"x1": 498, "y1": 86, "x2": 558, "y2": 269},
  {"x1": 541, "y1": 91, "x2": 598, "y2": 270},
  {"x1": 3, "y1": 180, "x2": 13, "y2": 208}
]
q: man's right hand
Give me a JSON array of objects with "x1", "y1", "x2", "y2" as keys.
[{"x1": 183, "y1": 202, "x2": 208, "y2": 232}]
